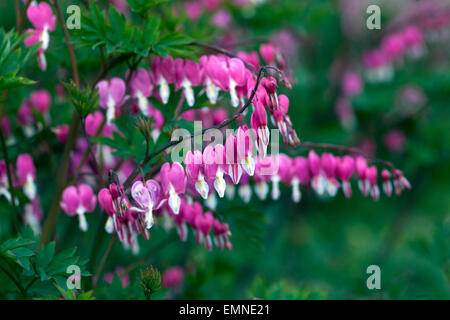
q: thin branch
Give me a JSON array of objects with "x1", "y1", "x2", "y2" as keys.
[
  {"x1": 14, "y1": 0, "x2": 21, "y2": 30},
  {"x1": 189, "y1": 41, "x2": 257, "y2": 75},
  {"x1": 92, "y1": 234, "x2": 117, "y2": 289}
]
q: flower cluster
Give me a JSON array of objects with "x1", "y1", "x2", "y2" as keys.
[
  {"x1": 24, "y1": 1, "x2": 56, "y2": 70},
  {"x1": 363, "y1": 25, "x2": 424, "y2": 82}
]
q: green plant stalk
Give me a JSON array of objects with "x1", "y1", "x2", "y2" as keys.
[{"x1": 40, "y1": 0, "x2": 82, "y2": 245}]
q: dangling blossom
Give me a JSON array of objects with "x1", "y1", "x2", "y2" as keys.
[
  {"x1": 130, "y1": 179, "x2": 161, "y2": 229},
  {"x1": 60, "y1": 184, "x2": 96, "y2": 231},
  {"x1": 237, "y1": 125, "x2": 255, "y2": 176},
  {"x1": 393, "y1": 169, "x2": 411, "y2": 195},
  {"x1": 381, "y1": 169, "x2": 392, "y2": 197},
  {"x1": 253, "y1": 157, "x2": 271, "y2": 200},
  {"x1": 52, "y1": 124, "x2": 69, "y2": 143},
  {"x1": 194, "y1": 212, "x2": 214, "y2": 250},
  {"x1": 200, "y1": 55, "x2": 221, "y2": 104},
  {"x1": 336, "y1": 156, "x2": 355, "y2": 198},
  {"x1": 203, "y1": 144, "x2": 227, "y2": 198},
  {"x1": 365, "y1": 166, "x2": 379, "y2": 201},
  {"x1": 24, "y1": 2, "x2": 57, "y2": 70},
  {"x1": 30, "y1": 89, "x2": 51, "y2": 122},
  {"x1": 227, "y1": 58, "x2": 247, "y2": 107},
  {"x1": 17, "y1": 100, "x2": 36, "y2": 137},
  {"x1": 96, "y1": 78, "x2": 126, "y2": 124},
  {"x1": 321, "y1": 153, "x2": 340, "y2": 197},
  {"x1": 292, "y1": 156, "x2": 311, "y2": 203},
  {"x1": 174, "y1": 59, "x2": 202, "y2": 107},
  {"x1": 186, "y1": 150, "x2": 209, "y2": 199},
  {"x1": 250, "y1": 101, "x2": 269, "y2": 157},
  {"x1": 160, "y1": 162, "x2": 186, "y2": 214},
  {"x1": 128, "y1": 68, "x2": 153, "y2": 116},
  {"x1": 23, "y1": 197, "x2": 43, "y2": 235},
  {"x1": 225, "y1": 134, "x2": 243, "y2": 185},
  {"x1": 151, "y1": 56, "x2": 175, "y2": 104},
  {"x1": 16, "y1": 154, "x2": 37, "y2": 200},
  {"x1": 355, "y1": 156, "x2": 370, "y2": 196}
]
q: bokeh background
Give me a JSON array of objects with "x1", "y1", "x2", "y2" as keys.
[{"x1": 0, "y1": 0, "x2": 449, "y2": 299}]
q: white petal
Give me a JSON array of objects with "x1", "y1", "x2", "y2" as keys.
[
  {"x1": 254, "y1": 182, "x2": 269, "y2": 200},
  {"x1": 78, "y1": 212, "x2": 88, "y2": 232},
  {"x1": 238, "y1": 185, "x2": 252, "y2": 203},
  {"x1": 195, "y1": 173, "x2": 209, "y2": 200},
  {"x1": 214, "y1": 169, "x2": 226, "y2": 198}
]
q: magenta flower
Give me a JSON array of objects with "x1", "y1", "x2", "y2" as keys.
[
  {"x1": 30, "y1": 89, "x2": 51, "y2": 115},
  {"x1": 227, "y1": 58, "x2": 247, "y2": 107},
  {"x1": 336, "y1": 156, "x2": 355, "y2": 198},
  {"x1": 175, "y1": 59, "x2": 202, "y2": 107},
  {"x1": 186, "y1": 150, "x2": 209, "y2": 199},
  {"x1": 342, "y1": 72, "x2": 362, "y2": 97},
  {"x1": 160, "y1": 162, "x2": 186, "y2": 214},
  {"x1": 16, "y1": 154, "x2": 37, "y2": 200},
  {"x1": 60, "y1": 184, "x2": 97, "y2": 231},
  {"x1": 129, "y1": 68, "x2": 153, "y2": 116},
  {"x1": 17, "y1": 100, "x2": 35, "y2": 137},
  {"x1": 393, "y1": 169, "x2": 411, "y2": 195},
  {"x1": 321, "y1": 153, "x2": 339, "y2": 197},
  {"x1": 292, "y1": 156, "x2": 311, "y2": 202},
  {"x1": 151, "y1": 56, "x2": 175, "y2": 104},
  {"x1": 23, "y1": 197, "x2": 43, "y2": 235},
  {"x1": 236, "y1": 125, "x2": 255, "y2": 176},
  {"x1": 365, "y1": 166, "x2": 379, "y2": 201},
  {"x1": 194, "y1": 212, "x2": 214, "y2": 250},
  {"x1": 162, "y1": 267, "x2": 184, "y2": 288},
  {"x1": 260, "y1": 43, "x2": 276, "y2": 65},
  {"x1": 130, "y1": 179, "x2": 161, "y2": 229},
  {"x1": 96, "y1": 78, "x2": 126, "y2": 124},
  {"x1": 225, "y1": 134, "x2": 243, "y2": 185},
  {"x1": 85, "y1": 111, "x2": 105, "y2": 136},
  {"x1": 355, "y1": 156, "x2": 369, "y2": 196},
  {"x1": 382, "y1": 169, "x2": 392, "y2": 197},
  {"x1": 25, "y1": 2, "x2": 56, "y2": 70},
  {"x1": 53, "y1": 124, "x2": 69, "y2": 143},
  {"x1": 200, "y1": 55, "x2": 220, "y2": 104},
  {"x1": 250, "y1": 101, "x2": 269, "y2": 157}
]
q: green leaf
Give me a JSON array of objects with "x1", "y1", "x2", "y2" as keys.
[{"x1": 36, "y1": 242, "x2": 56, "y2": 270}]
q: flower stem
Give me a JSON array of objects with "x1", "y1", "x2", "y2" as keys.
[{"x1": 40, "y1": 0, "x2": 82, "y2": 245}]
